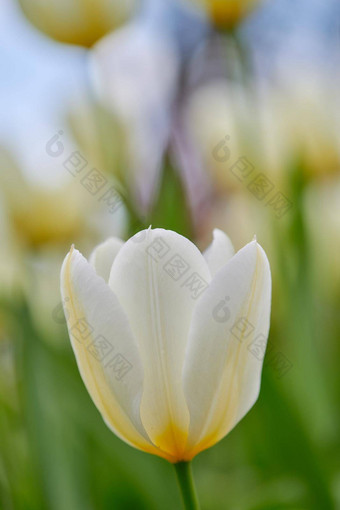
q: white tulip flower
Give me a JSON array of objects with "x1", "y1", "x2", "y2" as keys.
[{"x1": 60, "y1": 228, "x2": 271, "y2": 466}]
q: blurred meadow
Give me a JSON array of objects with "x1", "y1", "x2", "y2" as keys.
[{"x1": 0, "y1": 0, "x2": 340, "y2": 508}]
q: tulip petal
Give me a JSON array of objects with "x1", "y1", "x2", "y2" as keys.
[
  {"x1": 109, "y1": 228, "x2": 211, "y2": 459},
  {"x1": 203, "y1": 228, "x2": 235, "y2": 277},
  {"x1": 89, "y1": 237, "x2": 124, "y2": 282},
  {"x1": 61, "y1": 246, "x2": 176, "y2": 461},
  {"x1": 183, "y1": 241, "x2": 271, "y2": 459}
]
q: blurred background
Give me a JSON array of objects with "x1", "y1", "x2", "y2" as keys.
[{"x1": 0, "y1": 0, "x2": 339, "y2": 508}]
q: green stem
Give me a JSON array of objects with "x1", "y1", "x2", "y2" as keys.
[{"x1": 174, "y1": 462, "x2": 200, "y2": 510}]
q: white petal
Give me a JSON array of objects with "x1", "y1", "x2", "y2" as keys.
[
  {"x1": 203, "y1": 228, "x2": 235, "y2": 277},
  {"x1": 61, "y1": 246, "x2": 175, "y2": 461},
  {"x1": 89, "y1": 237, "x2": 124, "y2": 282},
  {"x1": 183, "y1": 241, "x2": 271, "y2": 458},
  {"x1": 109, "y1": 228, "x2": 211, "y2": 458}
]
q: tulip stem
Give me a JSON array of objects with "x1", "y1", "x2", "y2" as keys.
[{"x1": 174, "y1": 461, "x2": 200, "y2": 510}]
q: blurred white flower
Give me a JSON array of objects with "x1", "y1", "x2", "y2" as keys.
[
  {"x1": 91, "y1": 21, "x2": 179, "y2": 213},
  {"x1": 269, "y1": 77, "x2": 340, "y2": 179},
  {"x1": 183, "y1": 79, "x2": 250, "y2": 193},
  {"x1": 184, "y1": 75, "x2": 340, "y2": 198}
]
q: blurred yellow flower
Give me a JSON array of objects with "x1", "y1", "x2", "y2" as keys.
[
  {"x1": 304, "y1": 177, "x2": 340, "y2": 300},
  {"x1": 61, "y1": 228, "x2": 271, "y2": 461},
  {"x1": 0, "y1": 147, "x2": 127, "y2": 339},
  {"x1": 12, "y1": 188, "x2": 85, "y2": 248},
  {"x1": 273, "y1": 80, "x2": 340, "y2": 180},
  {"x1": 190, "y1": 0, "x2": 262, "y2": 29},
  {"x1": 17, "y1": 0, "x2": 138, "y2": 47},
  {"x1": 184, "y1": 77, "x2": 340, "y2": 198},
  {"x1": 0, "y1": 148, "x2": 89, "y2": 250}
]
